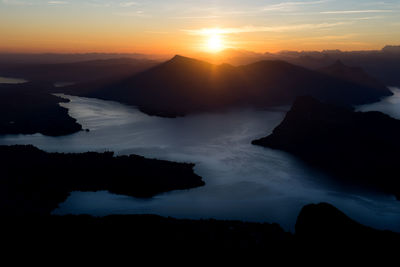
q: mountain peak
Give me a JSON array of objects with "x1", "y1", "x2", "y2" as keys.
[
  {"x1": 171, "y1": 54, "x2": 187, "y2": 61},
  {"x1": 165, "y1": 55, "x2": 213, "y2": 68},
  {"x1": 170, "y1": 55, "x2": 202, "y2": 63}
]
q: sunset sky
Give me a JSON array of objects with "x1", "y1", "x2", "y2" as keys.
[{"x1": 1, "y1": 0, "x2": 399, "y2": 55}]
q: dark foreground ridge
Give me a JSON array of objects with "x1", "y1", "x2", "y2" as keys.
[
  {"x1": 2, "y1": 203, "x2": 399, "y2": 256},
  {"x1": 0, "y1": 145, "x2": 204, "y2": 215},
  {"x1": 253, "y1": 96, "x2": 400, "y2": 199},
  {"x1": 295, "y1": 203, "x2": 399, "y2": 245},
  {"x1": 65, "y1": 55, "x2": 392, "y2": 117},
  {"x1": 0, "y1": 82, "x2": 82, "y2": 136}
]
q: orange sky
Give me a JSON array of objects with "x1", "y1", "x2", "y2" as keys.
[{"x1": 1, "y1": 0, "x2": 399, "y2": 55}]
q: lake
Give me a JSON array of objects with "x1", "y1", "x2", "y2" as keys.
[
  {"x1": 0, "y1": 76, "x2": 27, "y2": 84},
  {"x1": 1, "y1": 88, "x2": 400, "y2": 232}
]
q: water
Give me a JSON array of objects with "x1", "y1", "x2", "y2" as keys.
[
  {"x1": 0, "y1": 90, "x2": 400, "y2": 232},
  {"x1": 0, "y1": 76, "x2": 27, "y2": 84},
  {"x1": 357, "y1": 87, "x2": 400, "y2": 119}
]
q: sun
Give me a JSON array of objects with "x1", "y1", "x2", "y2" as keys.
[{"x1": 206, "y1": 34, "x2": 224, "y2": 53}]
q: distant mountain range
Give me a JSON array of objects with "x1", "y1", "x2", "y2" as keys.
[
  {"x1": 0, "y1": 58, "x2": 160, "y2": 83},
  {"x1": 0, "y1": 52, "x2": 168, "y2": 64},
  {"x1": 198, "y1": 45, "x2": 400, "y2": 87},
  {"x1": 65, "y1": 55, "x2": 392, "y2": 117}
]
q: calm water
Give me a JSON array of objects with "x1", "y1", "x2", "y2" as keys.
[
  {"x1": 0, "y1": 76, "x2": 27, "y2": 84},
  {"x1": 357, "y1": 87, "x2": 400, "y2": 117},
  {"x1": 1, "y1": 89, "x2": 400, "y2": 232}
]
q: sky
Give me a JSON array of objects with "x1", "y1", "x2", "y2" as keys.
[{"x1": 0, "y1": 0, "x2": 399, "y2": 54}]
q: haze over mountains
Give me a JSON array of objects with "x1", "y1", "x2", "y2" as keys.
[
  {"x1": 200, "y1": 45, "x2": 400, "y2": 87},
  {"x1": 64, "y1": 54, "x2": 392, "y2": 117},
  {"x1": 0, "y1": 53, "x2": 167, "y2": 64},
  {"x1": 0, "y1": 58, "x2": 160, "y2": 83},
  {"x1": 2, "y1": 45, "x2": 399, "y2": 85}
]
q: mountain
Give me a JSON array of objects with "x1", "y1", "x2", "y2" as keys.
[
  {"x1": 318, "y1": 60, "x2": 389, "y2": 93},
  {"x1": 0, "y1": 52, "x2": 168, "y2": 64},
  {"x1": 239, "y1": 46, "x2": 400, "y2": 86},
  {"x1": 193, "y1": 46, "x2": 400, "y2": 87},
  {"x1": 252, "y1": 96, "x2": 400, "y2": 199},
  {"x1": 0, "y1": 58, "x2": 160, "y2": 83},
  {"x1": 74, "y1": 55, "x2": 392, "y2": 117}
]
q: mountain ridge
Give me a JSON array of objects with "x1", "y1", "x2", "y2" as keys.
[{"x1": 64, "y1": 55, "x2": 392, "y2": 117}]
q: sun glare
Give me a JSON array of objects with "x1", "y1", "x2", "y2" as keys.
[{"x1": 206, "y1": 34, "x2": 224, "y2": 53}]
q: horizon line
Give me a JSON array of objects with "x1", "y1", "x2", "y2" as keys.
[{"x1": 0, "y1": 45, "x2": 399, "y2": 56}]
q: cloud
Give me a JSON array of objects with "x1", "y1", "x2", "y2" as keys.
[
  {"x1": 321, "y1": 10, "x2": 393, "y2": 14},
  {"x1": 119, "y1": 2, "x2": 139, "y2": 7},
  {"x1": 171, "y1": 15, "x2": 221, "y2": 19},
  {"x1": 48, "y1": 1, "x2": 68, "y2": 4},
  {"x1": 184, "y1": 22, "x2": 348, "y2": 36},
  {"x1": 263, "y1": 0, "x2": 328, "y2": 11},
  {"x1": 113, "y1": 10, "x2": 149, "y2": 17},
  {"x1": 1, "y1": 0, "x2": 34, "y2": 5},
  {"x1": 2, "y1": 0, "x2": 68, "y2": 5}
]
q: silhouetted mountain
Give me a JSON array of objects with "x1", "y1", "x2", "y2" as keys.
[
  {"x1": 74, "y1": 55, "x2": 391, "y2": 117},
  {"x1": 0, "y1": 52, "x2": 168, "y2": 64},
  {"x1": 296, "y1": 203, "x2": 400, "y2": 246},
  {"x1": 382, "y1": 45, "x2": 400, "y2": 54},
  {"x1": 0, "y1": 58, "x2": 160, "y2": 83},
  {"x1": 0, "y1": 145, "x2": 204, "y2": 215},
  {"x1": 318, "y1": 60, "x2": 388, "y2": 92},
  {"x1": 253, "y1": 96, "x2": 400, "y2": 199},
  {"x1": 214, "y1": 46, "x2": 400, "y2": 86},
  {"x1": 0, "y1": 82, "x2": 82, "y2": 136}
]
